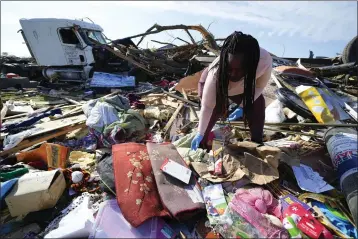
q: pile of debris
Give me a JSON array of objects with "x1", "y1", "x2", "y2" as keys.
[{"x1": 1, "y1": 19, "x2": 358, "y2": 239}]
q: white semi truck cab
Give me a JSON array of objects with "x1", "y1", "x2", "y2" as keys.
[{"x1": 19, "y1": 18, "x2": 114, "y2": 82}]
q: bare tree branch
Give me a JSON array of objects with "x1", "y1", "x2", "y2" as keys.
[
  {"x1": 151, "y1": 40, "x2": 178, "y2": 47},
  {"x1": 184, "y1": 29, "x2": 196, "y2": 45},
  {"x1": 127, "y1": 24, "x2": 219, "y2": 55}
]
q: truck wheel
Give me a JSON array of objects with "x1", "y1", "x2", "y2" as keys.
[{"x1": 342, "y1": 36, "x2": 357, "y2": 63}]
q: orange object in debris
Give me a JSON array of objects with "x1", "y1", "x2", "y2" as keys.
[
  {"x1": 6, "y1": 73, "x2": 20, "y2": 78},
  {"x1": 274, "y1": 66, "x2": 314, "y2": 78},
  {"x1": 16, "y1": 143, "x2": 69, "y2": 169},
  {"x1": 205, "y1": 231, "x2": 220, "y2": 239}
]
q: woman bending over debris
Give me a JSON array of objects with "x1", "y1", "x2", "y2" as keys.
[{"x1": 191, "y1": 31, "x2": 272, "y2": 150}]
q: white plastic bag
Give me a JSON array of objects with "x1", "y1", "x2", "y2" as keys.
[{"x1": 265, "y1": 99, "x2": 286, "y2": 123}]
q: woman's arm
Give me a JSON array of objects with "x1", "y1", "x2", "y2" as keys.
[
  {"x1": 253, "y1": 65, "x2": 272, "y2": 101},
  {"x1": 198, "y1": 69, "x2": 217, "y2": 135}
]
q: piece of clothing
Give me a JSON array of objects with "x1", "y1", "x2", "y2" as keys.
[
  {"x1": 55, "y1": 130, "x2": 98, "y2": 151},
  {"x1": 101, "y1": 109, "x2": 147, "y2": 147},
  {"x1": 173, "y1": 132, "x2": 208, "y2": 163},
  {"x1": 200, "y1": 93, "x2": 266, "y2": 148},
  {"x1": 2, "y1": 108, "x2": 62, "y2": 133},
  {"x1": 83, "y1": 95, "x2": 130, "y2": 133},
  {"x1": 112, "y1": 143, "x2": 170, "y2": 227},
  {"x1": 198, "y1": 47, "x2": 272, "y2": 137},
  {"x1": 147, "y1": 143, "x2": 206, "y2": 221},
  {"x1": 3, "y1": 127, "x2": 42, "y2": 151},
  {"x1": 0, "y1": 168, "x2": 29, "y2": 182}
]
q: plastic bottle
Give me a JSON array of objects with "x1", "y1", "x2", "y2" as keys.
[{"x1": 324, "y1": 127, "x2": 358, "y2": 225}]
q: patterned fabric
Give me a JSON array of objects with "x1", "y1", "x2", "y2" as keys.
[
  {"x1": 147, "y1": 143, "x2": 206, "y2": 221},
  {"x1": 112, "y1": 143, "x2": 170, "y2": 227},
  {"x1": 55, "y1": 131, "x2": 98, "y2": 151}
]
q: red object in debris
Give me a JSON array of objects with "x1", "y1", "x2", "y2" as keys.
[{"x1": 6, "y1": 73, "x2": 20, "y2": 78}]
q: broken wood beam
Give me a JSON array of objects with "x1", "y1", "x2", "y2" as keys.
[
  {"x1": 233, "y1": 126, "x2": 321, "y2": 138},
  {"x1": 162, "y1": 90, "x2": 199, "y2": 107},
  {"x1": 40, "y1": 93, "x2": 82, "y2": 106},
  {"x1": 0, "y1": 123, "x2": 86, "y2": 157},
  {"x1": 104, "y1": 45, "x2": 156, "y2": 75},
  {"x1": 196, "y1": 120, "x2": 358, "y2": 128},
  {"x1": 163, "y1": 103, "x2": 184, "y2": 136},
  {"x1": 182, "y1": 89, "x2": 199, "y2": 120}
]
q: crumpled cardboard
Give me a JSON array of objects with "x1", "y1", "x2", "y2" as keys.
[
  {"x1": 224, "y1": 142, "x2": 280, "y2": 185},
  {"x1": 191, "y1": 154, "x2": 246, "y2": 183},
  {"x1": 192, "y1": 142, "x2": 281, "y2": 185},
  {"x1": 5, "y1": 169, "x2": 66, "y2": 217},
  {"x1": 241, "y1": 152, "x2": 280, "y2": 185}
]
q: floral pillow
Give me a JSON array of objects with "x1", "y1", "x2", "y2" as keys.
[{"x1": 112, "y1": 143, "x2": 170, "y2": 227}]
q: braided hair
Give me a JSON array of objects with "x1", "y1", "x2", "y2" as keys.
[{"x1": 216, "y1": 31, "x2": 260, "y2": 124}]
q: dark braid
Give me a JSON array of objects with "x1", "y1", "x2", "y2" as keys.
[{"x1": 216, "y1": 31, "x2": 260, "y2": 125}]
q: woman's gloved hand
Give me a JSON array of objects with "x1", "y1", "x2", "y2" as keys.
[
  {"x1": 191, "y1": 133, "x2": 204, "y2": 151},
  {"x1": 227, "y1": 107, "x2": 243, "y2": 121}
]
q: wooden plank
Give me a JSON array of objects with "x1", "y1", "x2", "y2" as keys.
[
  {"x1": 233, "y1": 126, "x2": 321, "y2": 138},
  {"x1": 196, "y1": 120, "x2": 358, "y2": 128},
  {"x1": 182, "y1": 89, "x2": 199, "y2": 120},
  {"x1": 40, "y1": 93, "x2": 82, "y2": 105},
  {"x1": 58, "y1": 106, "x2": 83, "y2": 119},
  {"x1": 104, "y1": 45, "x2": 156, "y2": 75},
  {"x1": 163, "y1": 103, "x2": 184, "y2": 135},
  {"x1": 1, "y1": 114, "x2": 86, "y2": 139},
  {"x1": 162, "y1": 90, "x2": 199, "y2": 107},
  {"x1": 0, "y1": 123, "x2": 86, "y2": 157}
]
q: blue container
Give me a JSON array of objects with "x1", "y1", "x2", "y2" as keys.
[{"x1": 324, "y1": 127, "x2": 358, "y2": 226}]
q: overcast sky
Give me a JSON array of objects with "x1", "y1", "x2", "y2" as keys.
[{"x1": 1, "y1": 1, "x2": 357, "y2": 58}]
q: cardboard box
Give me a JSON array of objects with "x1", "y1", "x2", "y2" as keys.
[{"x1": 5, "y1": 169, "x2": 66, "y2": 217}]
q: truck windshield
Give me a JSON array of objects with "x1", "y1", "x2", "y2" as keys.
[{"x1": 85, "y1": 30, "x2": 107, "y2": 44}]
